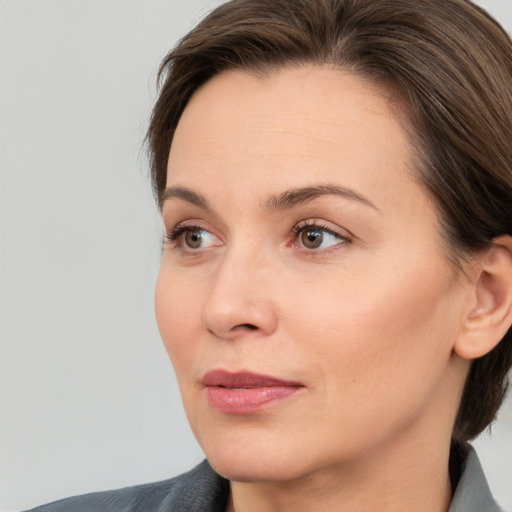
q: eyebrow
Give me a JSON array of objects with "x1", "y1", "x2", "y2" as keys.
[
  {"x1": 159, "y1": 186, "x2": 210, "y2": 211},
  {"x1": 264, "y1": 184, "x2": 379, "y2": 212},
  {"x1": 160, "y1": 183, "x2": 379, "y2": 213}
]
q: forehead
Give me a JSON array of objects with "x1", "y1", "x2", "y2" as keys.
[
  {"x1": 167, "y1": 66, "x2": 416, "y2": 202},
  {"x1": 173, "y1": 66, "x2": 404, "y2": 153}
]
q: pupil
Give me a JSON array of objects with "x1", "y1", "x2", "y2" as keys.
[{"x1": 302, "y1": 230, "x2": 323, "y2": 248}]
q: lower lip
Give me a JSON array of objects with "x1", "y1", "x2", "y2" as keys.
[{"x1": 206, "y1": 385, "x2": 302, "y2": 414}]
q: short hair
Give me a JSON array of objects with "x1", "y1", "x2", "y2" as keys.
[{"x1": 146, "y1": 0, "x2": 512, "y2": 442}]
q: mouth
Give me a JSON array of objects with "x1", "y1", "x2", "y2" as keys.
[{"x1": 201, "y1": 370, "x2": 305, "y2": 414}]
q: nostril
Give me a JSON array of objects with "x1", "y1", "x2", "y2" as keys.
[{"x1": 238, "y1": 324, "x2": 258, "y2": 330}]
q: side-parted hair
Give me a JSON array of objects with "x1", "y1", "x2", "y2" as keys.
[{"x1": 147, "y1": 0, "x2": 512, "y2": 442}]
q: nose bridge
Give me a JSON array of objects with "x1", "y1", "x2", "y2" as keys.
[{"x1": 200, "y1": 235, "x2": 277, "y2": 338}]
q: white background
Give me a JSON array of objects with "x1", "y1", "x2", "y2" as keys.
[{"x1": 0, "y1": 1, "x2": 511, "y2": 511}]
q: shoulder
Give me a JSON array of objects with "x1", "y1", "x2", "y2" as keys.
[
  {"x1": 24, "y1": 460, "x2": 229, "y2": 512},
  {"x1": 449, "y1": 444, "x2": 505, "y2": 512}
]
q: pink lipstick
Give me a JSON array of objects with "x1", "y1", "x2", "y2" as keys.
[{"x1": 202, "y1": 370, "x2": 304, "y2": 414}]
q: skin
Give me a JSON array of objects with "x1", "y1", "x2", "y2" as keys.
[{"x1": 155, "y1": 66, "x2": 476, "y2": 512}]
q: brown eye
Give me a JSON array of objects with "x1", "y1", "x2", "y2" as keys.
[
  {"x1": 184, "y1": 229, "x2": 204, "y2": 249},
  {"x1": 295, "y1": 223, "x2": 346, "y2": 250},
  {"x1": 300, "y1": 229, "x2": 324, "y2": 249},
  {"x1": 169, "y1": 226, "x2": 220, "y2": 250}
]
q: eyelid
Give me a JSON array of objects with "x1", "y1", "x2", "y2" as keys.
[
  {"x1": 293, "y1": 219, "x2": 352, "y2": 238},
  {"x1": 289, "y1": 219, "x2": 353, "y2": 252},
  {"x1": 161, "y1": 203, "x2": 227, "y2": 234},
  {"x1": 164, "y1": 220, "x2": 222, "y2": 251}
]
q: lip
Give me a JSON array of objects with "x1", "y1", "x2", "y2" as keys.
[{"x1": 202, "y1": 370, "x2": 304, "y2": 414}]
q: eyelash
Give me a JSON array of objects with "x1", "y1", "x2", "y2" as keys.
[
  {"x1": 290, "y1": 221, "x2": 351, "y2": 250},
  {"x1": 165, "y1": 225, "x2": 197, "y2": 243},
  {"x1": 164, "y1": 221, "x2": 351, "y2": 252},
  {"x1": 164, "y1": 224, "x2": 210, "y2": 245}
]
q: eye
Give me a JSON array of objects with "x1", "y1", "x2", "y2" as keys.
[
  {"x1": 292, "y1": 222, "x2": 350, "y2": 251},
  {"x1": 166, "y1": 225, "x2": 221, "y2": 250}
]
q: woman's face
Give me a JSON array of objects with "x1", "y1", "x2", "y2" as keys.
[{"x1": 155, "y1": 67, "x2": 470, "y2": 482}]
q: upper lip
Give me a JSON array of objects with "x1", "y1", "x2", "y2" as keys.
[{"x1": 201, "y1": 369, "x2": 304, "y2": 388}]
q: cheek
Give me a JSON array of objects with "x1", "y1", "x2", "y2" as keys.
[
  {"x1": 283, "y1": 262, "x2": 458, "y2": 403},
  {"x1": 155, "y1": 268, "x2": 203, "y2": 370}
]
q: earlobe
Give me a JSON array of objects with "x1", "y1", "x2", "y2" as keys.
[{"x1": 454, "y1": 235, "x2": 512, "y2": 360}]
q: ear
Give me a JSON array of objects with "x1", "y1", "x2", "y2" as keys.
[{"x1": 454, "y1": 235, "x2": 512, "y2": 360}]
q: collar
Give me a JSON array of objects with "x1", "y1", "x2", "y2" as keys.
[{"x1": 449, "y1": 444, "x2": 503, "y2": 512}]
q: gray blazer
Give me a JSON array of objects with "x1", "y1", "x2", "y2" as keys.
[{"x1": 25, "y1": 445, "x2": 504, "y2": 512}]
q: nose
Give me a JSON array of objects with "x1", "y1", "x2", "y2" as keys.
[{"x1": 200, "y1": 242, "x2": 279, "y2": 341}]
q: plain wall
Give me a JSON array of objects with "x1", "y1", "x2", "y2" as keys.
[{"x1": 0, "y1": 1, "x2": 511, "y2": 511}]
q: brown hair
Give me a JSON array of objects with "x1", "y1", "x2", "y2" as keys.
[{"x1": 146, "y1": 0, "x2": 512, "y2": 442}]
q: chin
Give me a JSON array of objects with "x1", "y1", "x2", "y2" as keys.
[
  {"x1": 198, "y1": 425, "x2": 340, "y2": 484},
  {"x1": 196, "y1": 428, "x2": 307, "y2": 482},
  {"x1": 207, "y1": 450, "x2": 310, "y2": 483}
]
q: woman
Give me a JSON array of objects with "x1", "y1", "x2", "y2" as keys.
[{"x1": 28, "y1": 0, "x2": 512, "y2": 510}]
